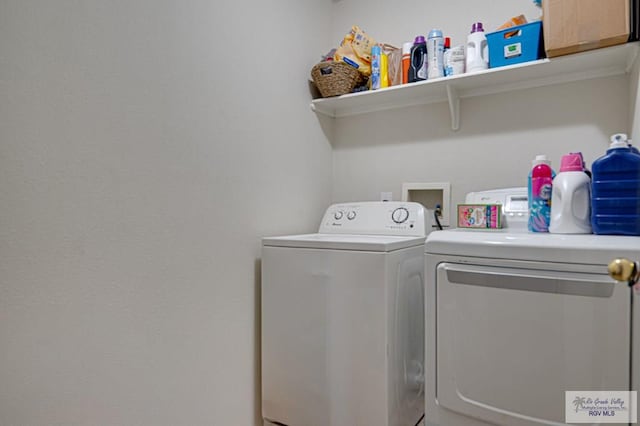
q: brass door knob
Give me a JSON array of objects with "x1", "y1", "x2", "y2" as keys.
[{"x1": 608, "y1": 258, "x2": 639, "y2": 284}]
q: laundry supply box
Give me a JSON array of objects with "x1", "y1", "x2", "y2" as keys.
[
  {"x1": 543, "y1": 0, "x2": 630, "y2": 57},
  {"x1": 487, "y1": 21, "x2": 544, "y2": 68}
]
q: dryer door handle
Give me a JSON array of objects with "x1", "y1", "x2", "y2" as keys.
[
  {"x1": 445, "y1": 266, "x2": 615, "y2": 298},
  {"x1": 608, "y1": 258, "x2": 640, "y2": 286}
]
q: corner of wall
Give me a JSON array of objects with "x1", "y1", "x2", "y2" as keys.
[{"x1": 629, "y1": 49, "x2": 640, "y2": 139}]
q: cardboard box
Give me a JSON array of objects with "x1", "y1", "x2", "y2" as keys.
[
  {"x1": 457, "y1": 204, "x2": 502, "y2": 229},
  {"x1": 543, "y1": 0, "x2": 629, "y2": 57}
]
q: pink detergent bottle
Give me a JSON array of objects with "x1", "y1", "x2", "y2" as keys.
[
  {"x1": 528, "y1": 156, "x2": 553, "y2": 232},
  {"x1": 549, "y1": 152, "x2": 592, "y2": 234}
]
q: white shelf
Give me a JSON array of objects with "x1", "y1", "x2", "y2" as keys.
[{"x1": 310, "y1": 42, "x2": 640, "y2": 131}]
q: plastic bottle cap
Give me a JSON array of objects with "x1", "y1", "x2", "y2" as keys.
[
  {"x1": 444, "y1": 37, "x2": 451, "y2": 49},
  {"x1": 610, "y1": 133, "x2": 629, "y2": 149},
  {"x1": 402, "y1": 42, "x2": 413, "y2": 54},
  {"x1": 414, "y1": 35, "x2": 426, "y2": 44},
  {"x1": 471, "y1": 22, "x2": 485, "y2": 33},
  {"x1": 559, "y1": 152, "x2": 585, "y2": 172},
  {"x1": 428, "y1": 29, "x2": 443, "y2": 39},
  {"x1": 532, "y1": 154, "x2": 551, "y2": 167}
]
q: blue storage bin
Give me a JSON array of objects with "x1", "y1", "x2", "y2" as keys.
[{"x1": 487, "y1": 21, "x2": 544, "y2": 68}]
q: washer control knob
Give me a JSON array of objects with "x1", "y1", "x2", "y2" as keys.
[
  {"x1": 334, "y1": 211, "x2": 344, "y2": 220},
  {"x1": 347, "y1": 211, "x2": 356, "y2": 220},
  {"x1": 392, "y1": 207, "x2": 410, "y2": 224}
]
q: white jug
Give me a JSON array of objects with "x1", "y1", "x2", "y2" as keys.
[
  {"x1": 466, "y1": 22, "x2": 488, "y2": 73},
  {"x1": 549, "y1": 153, "x2": 592, "y2": 234}
]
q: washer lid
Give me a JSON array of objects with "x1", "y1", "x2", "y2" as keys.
[
  {"x1": 425, "y1": 230, "x2": 640, "y2": 265},
  {"x1": 263, "y1": 233, "x2": 426, "y2": 252}
]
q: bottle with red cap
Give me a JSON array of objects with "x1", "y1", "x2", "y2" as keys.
[
  {"x1": 549, "y1": 152, "x2": 592, "y2": 234},
  {"x1": 443, "y1": 37, "x2": 451, "y2": 76}
]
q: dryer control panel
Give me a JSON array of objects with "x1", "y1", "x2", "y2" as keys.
[{"x1": 319, "y1": 201, "x2": 431, "y2": 237}]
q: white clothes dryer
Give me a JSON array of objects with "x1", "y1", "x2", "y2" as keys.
[
  {"x1": 262, "y1": 202, "x2": 431, "y2": 426},
  {"x1": 425, "y1": 188, "x2": 640, "y2": 426}
]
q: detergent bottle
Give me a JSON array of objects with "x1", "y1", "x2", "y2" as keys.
[
  {"x1": 591, "y1": 133, "x2": 640, "y2": 235},
  {"x1": 466, "y1": 22, "x2": 489, "y2": 73},
  {"x1": 409, "y1": 36, "x2": 428, "y2": 82},
  {"x1": 549, "y1": 152, "x2": 592, "y2": 234},
  {"x1": 528, "y1": 154, "x2": 553, "y2": 232}
]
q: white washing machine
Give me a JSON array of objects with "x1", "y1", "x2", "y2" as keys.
[
  {"x1": 261, "y1": 201, "x2": 432, "y2": 426},
  {"x1": 425, "y1": 188, "x2": 640, "y2": 426}
]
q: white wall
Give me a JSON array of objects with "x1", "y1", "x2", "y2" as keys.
[
  {"x1": 331, "y1": 0, "x2": 542, "y2": 51},
  {"x1": 631, "y1": 44, "x2": 640, "y2": 139},
  {"x1": 0, "y1": 1, "x2": 634, "y2": 424},
  {"x1": 330, "y1": 0, "x2": 631, "y2": 225},
  {"x1": 0, "y1": 1, "x2": 332, "y2": 425}
]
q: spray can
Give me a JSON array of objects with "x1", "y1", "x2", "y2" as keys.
[
  {"x1": 371, "y1": 44, "x2": 382, "y2": 90},
  {"x1": 402, "y1": 42, "x2": 412, "y2": 84},
  {"x1": 427, "y1": 29, "x2": 444, "y2": 79},
  {"x1": 409, "y1": 36, "x2": 428, "y2": 83},
  {"x1": 443, "y1": 37, "x2": 450, "y2": 74}
]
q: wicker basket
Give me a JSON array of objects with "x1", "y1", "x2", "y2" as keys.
[{"x1": 311, "y1": 61, "x2": 363, "y2": 98}]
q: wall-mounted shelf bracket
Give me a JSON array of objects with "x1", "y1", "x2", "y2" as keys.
[{"x1": 446, "y1": 84, "x2": 460, "y2": 131}]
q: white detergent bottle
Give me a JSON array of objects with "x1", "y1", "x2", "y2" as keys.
[
  {"x1": 549, "y1": 152, "x2": 592, "y2": 234},
  {"x1": 466, "y1": 22, "x2": 488, "y2": 73}
]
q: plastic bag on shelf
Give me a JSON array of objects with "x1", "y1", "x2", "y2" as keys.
[
  {"x1": 382, "y1": 43, "x2": 401, "y2": 86},
  {"x1": 334, "y1": 25, "x2": 376, "y2": 76}
]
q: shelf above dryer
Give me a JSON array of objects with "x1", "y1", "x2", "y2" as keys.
[{"x1": 310, "y1": 42, "x2": 640, "y2": 131}]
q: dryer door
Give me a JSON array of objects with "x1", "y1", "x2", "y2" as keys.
[{"x1": 436, "y1": 262, "x2": 630, "y2": 426}]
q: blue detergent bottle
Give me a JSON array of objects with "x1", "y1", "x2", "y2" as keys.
[{"x1": 591, "y1": 133, "x2": 640, "y2": 235}]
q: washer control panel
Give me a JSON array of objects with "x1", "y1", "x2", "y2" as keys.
[{"x1": 319, "y1": 202, "x2": 430, "y2": 237}]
